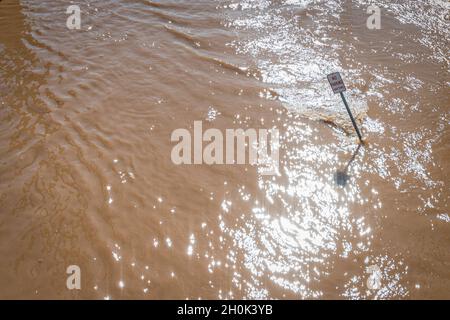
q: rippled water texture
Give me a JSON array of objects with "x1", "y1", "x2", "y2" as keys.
[{"x1": 0, "y1": 0, "x2": 449, "y2": 299}]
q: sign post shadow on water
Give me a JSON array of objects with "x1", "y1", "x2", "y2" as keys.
[
  {"x1": 334, "y1": 143, "x2": 362, "y2": 187},
  {"x1": 327, "y1": 72, "x2": 363, "y2": 143}
]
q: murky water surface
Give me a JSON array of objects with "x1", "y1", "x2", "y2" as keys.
[{"x1": 0, "y1": 0, "x2": 449, "y2": 299}]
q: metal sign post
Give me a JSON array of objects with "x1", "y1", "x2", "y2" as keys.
[{"x1": 327, "y1": 72, "x2": 363, "y2": 143}]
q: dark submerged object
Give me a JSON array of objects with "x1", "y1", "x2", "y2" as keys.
[{"x1": 334, "y1": 144, "x2": 362, "y2": 187}]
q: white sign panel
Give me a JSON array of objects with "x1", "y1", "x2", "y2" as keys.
[{"x1": 327, "y1": 72, "x2": 347, "y2": 94}]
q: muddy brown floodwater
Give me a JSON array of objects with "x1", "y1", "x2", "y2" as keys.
[{"x1": 0, "y1": 0, "x2": 449, "y2": 299}]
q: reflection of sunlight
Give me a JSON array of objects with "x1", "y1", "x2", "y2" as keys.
[
  {"x1": 218, "y1": 117, "x2": 412, "y2": 298},
  {"x1": 226, "y1": 0, "x2": 368, "y2": 122},
  {"x1": 218, "y1": 0, "x2": 448, "y2": 299}
]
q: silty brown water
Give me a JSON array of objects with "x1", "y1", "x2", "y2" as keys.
[{"x1": 0, "y1": 0, "x2": 449, "y2": 299}]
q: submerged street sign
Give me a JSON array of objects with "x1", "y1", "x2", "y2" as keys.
[
  {"x1": 326, "y1": 72, "x2": 363, "y2": 143},
  {"x1": 327, "y1": 72, "x2": 346, "y2": 94}
]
